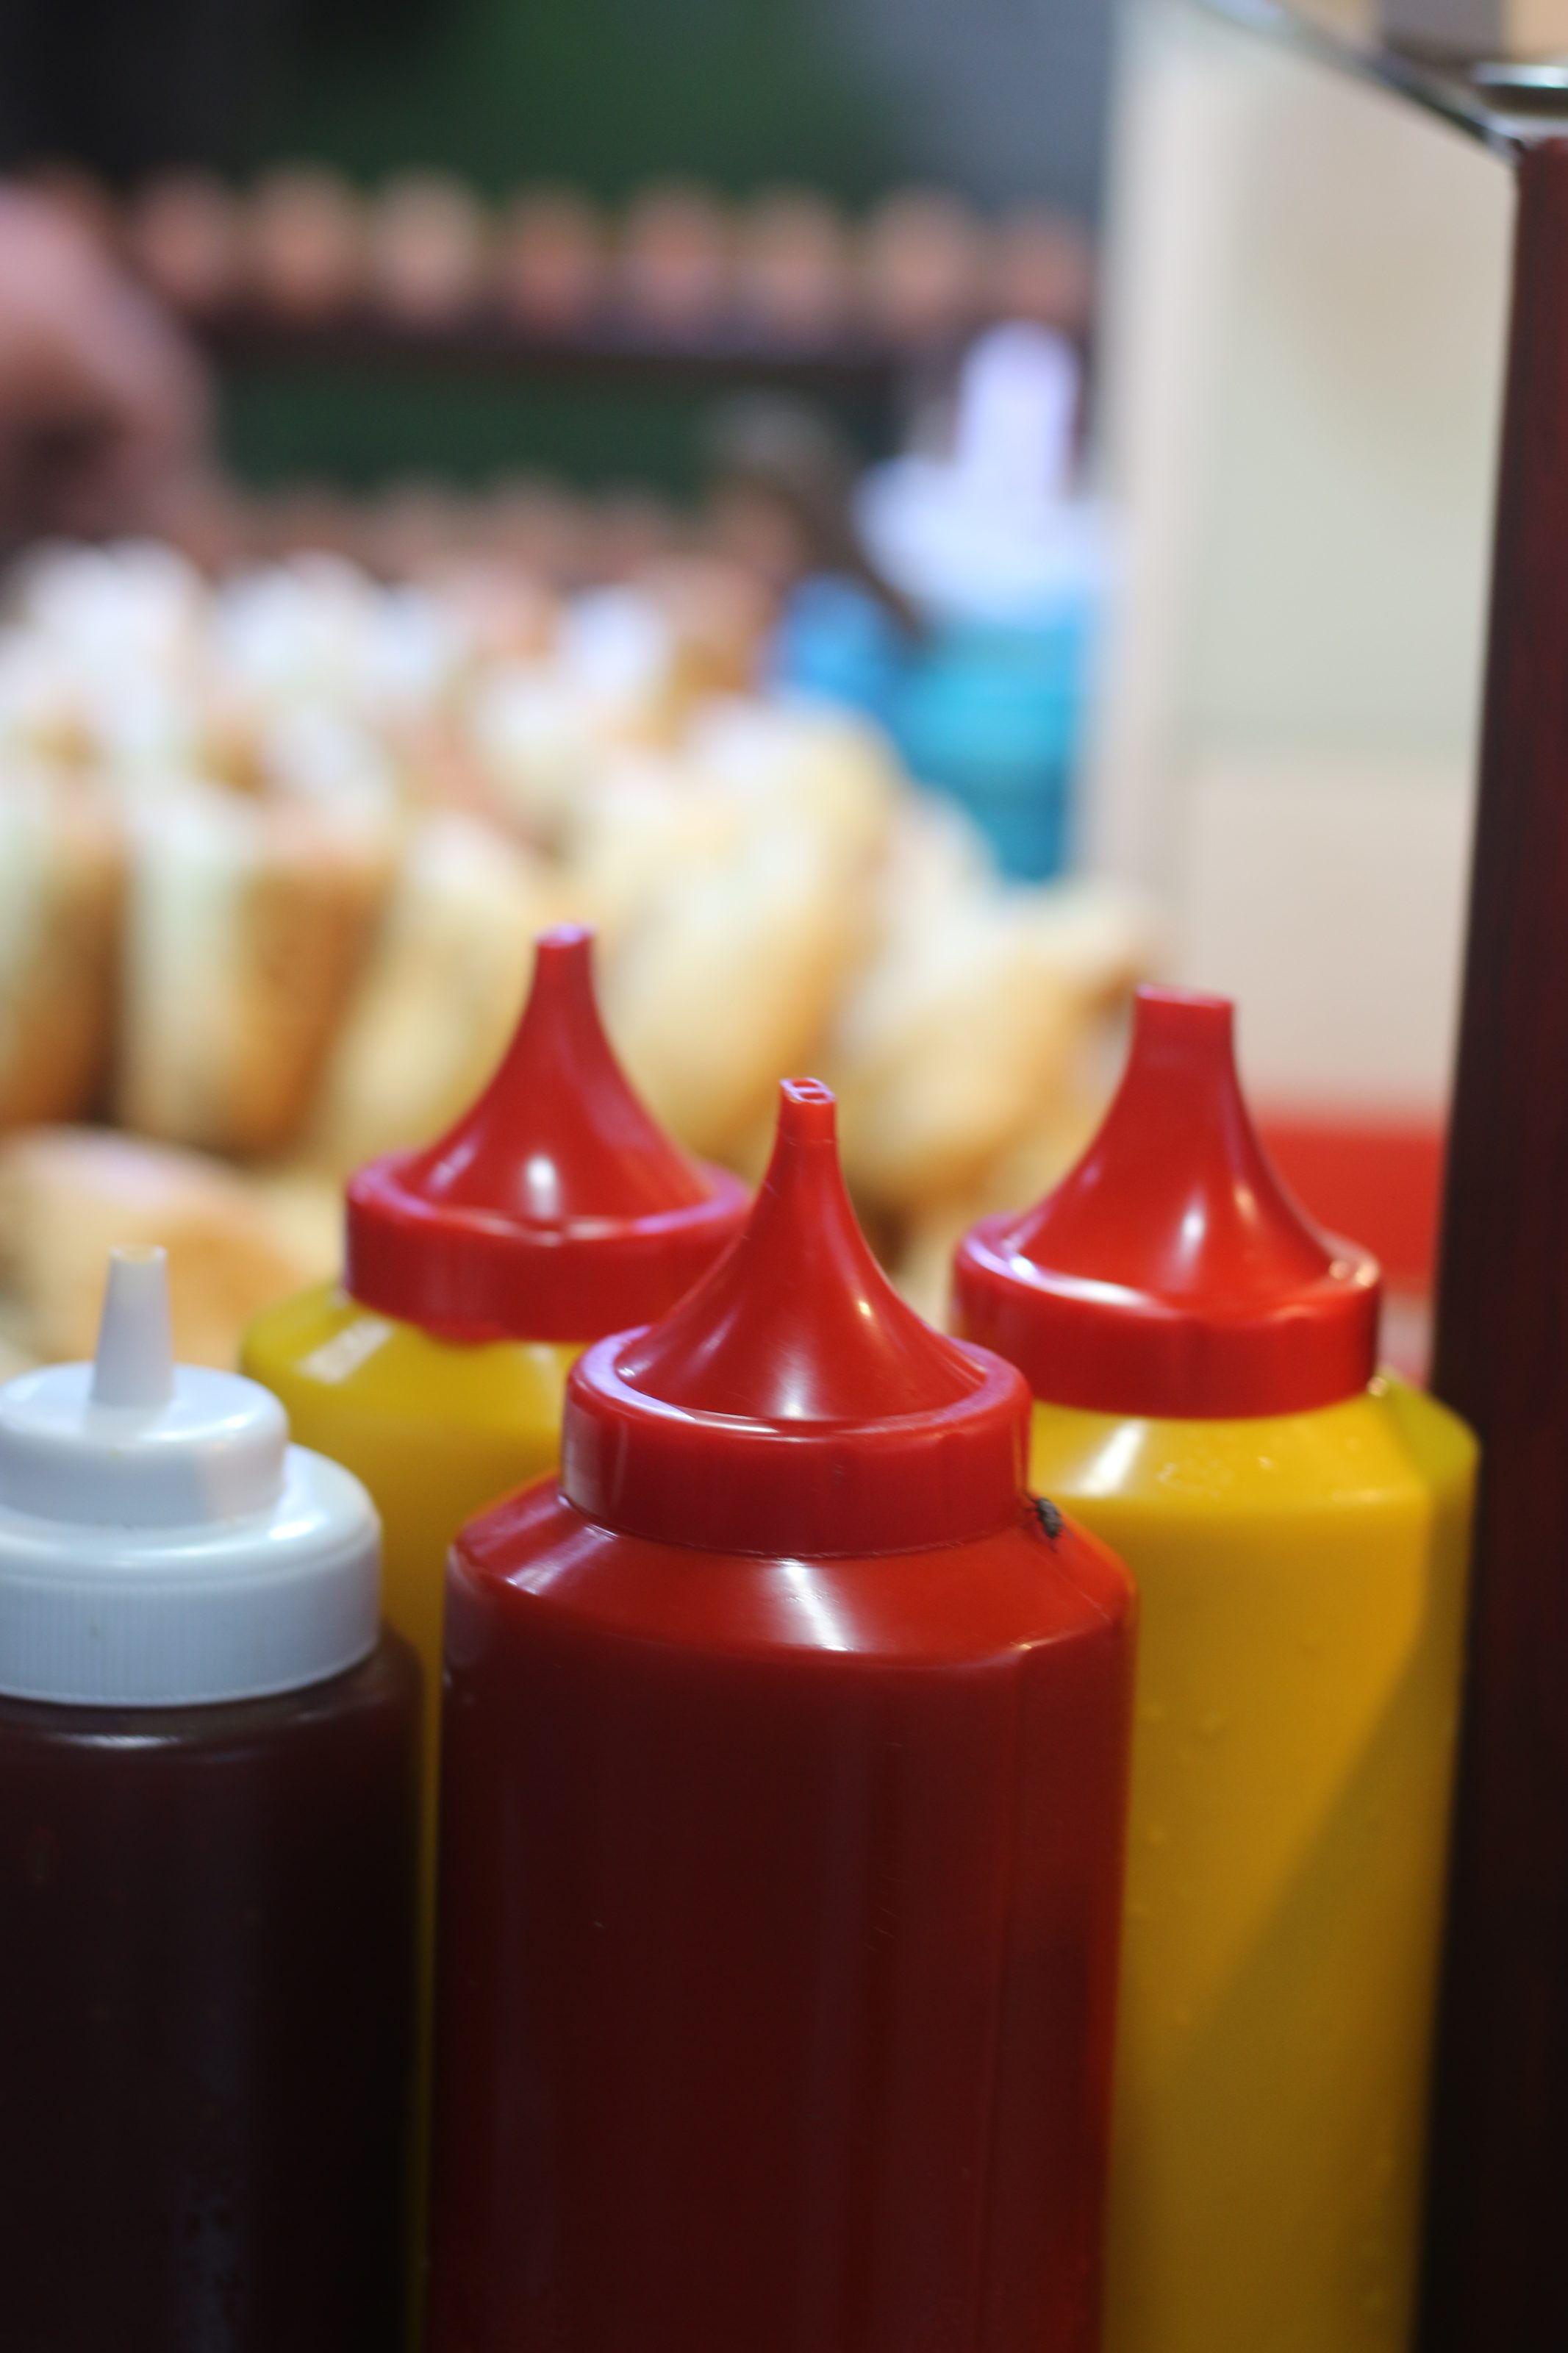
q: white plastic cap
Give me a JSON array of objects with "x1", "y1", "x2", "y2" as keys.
[
  {"x1": 952, "y1": 322, "x2": 1080, "y2": 508},
  {"x1": 0, "y1": 1247, "x2": 381, "y2": 1707}
]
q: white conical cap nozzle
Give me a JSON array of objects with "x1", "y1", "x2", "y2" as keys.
[
  {"x1": 90, "y1": 1246, "x2": 175, "y2": 1410},
  {"x1": 0, "y1": 1249, "x2": 287, "y2": 1529},
  {"x1": 953, "y1": 321, "x2": 1080, "y2": 508},
  {"x1": 0, "y1": 1246, "x2": 382, "y2": 1707}
]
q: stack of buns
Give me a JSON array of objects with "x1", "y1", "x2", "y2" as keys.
[{"x1": 0, "y1": 539, "x2": 1149, "y2": 1365}]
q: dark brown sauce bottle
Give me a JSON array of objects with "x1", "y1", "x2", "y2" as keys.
[{"x1": 0, "y1": 1249, "x2": 420, "y2": 2353}]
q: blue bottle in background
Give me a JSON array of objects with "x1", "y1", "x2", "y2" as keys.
[{"x1": 772, "y1": 324, "x2": 1106, "y2": 884}]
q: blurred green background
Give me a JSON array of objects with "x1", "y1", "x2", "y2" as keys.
[{"x1": 0, "y1": 0, "x2": 1111, "y2": 492}]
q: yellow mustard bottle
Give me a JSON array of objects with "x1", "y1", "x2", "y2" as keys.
[
  {"x1": 952, "y1": 985, "x2": 1475, "y2": 2353},
  {"x1": 243, "y1": 923, "x2": 749, "y2": 1993}
]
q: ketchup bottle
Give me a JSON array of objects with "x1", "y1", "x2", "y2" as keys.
[
  {"x1": 427, "y1": 1078, "x2": 1136, "y2": 2353},
  {"x1": 0, "y1": 1247, "x2": 419, "y2": 2353},
  {"x1": 952, "y1": 988, "x2": 1477, "y2": 2353}
]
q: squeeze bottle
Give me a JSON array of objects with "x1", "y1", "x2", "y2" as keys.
[
  {"x1": 242, "y1": 924, "x2": 749, "y2": 1943},
  {"x1": 952, "y1": 987, "x2": 1476, "y2": 2353},
  {"x1": 0, "y1": 1247, "x2": 419, "y2": 2353},
  {"x1": 426, "y1": 1078, "x2": 1136, "y2": 2353}
]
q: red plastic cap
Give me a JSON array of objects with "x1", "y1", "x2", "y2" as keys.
[
  {"x1": 562, "y1": 1078, "x2": 1031, "y2": 1554},
  {"x1": 952, "y1": 987, "x2": 1382, "y2": 1418},
  {"x1": 346, "y1": 926, "x2": 751, "y2": 1343}
]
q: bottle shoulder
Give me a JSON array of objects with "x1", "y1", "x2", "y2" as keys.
[
  {"x1": 449, "y1": 1483, "x2": 1134, "y2": 1670},
  {"x1": 242, "y1": 1280, "x2": 580, "y2": 1428},
  {"x1": 1026, "y1": 1373, "x2": 1477, "y2": 1517},
  {"x1": 0, "y1": 1630, "x2": 420, "y2": 1755}
]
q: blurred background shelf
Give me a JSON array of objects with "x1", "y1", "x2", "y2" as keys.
[{"x1": 196, "y1": 305, "x2": 922, "y2": 401}]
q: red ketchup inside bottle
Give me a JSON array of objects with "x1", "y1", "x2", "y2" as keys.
[{"x1": 428, "y1": 1079, "x2": 1136, "y2": 2353}]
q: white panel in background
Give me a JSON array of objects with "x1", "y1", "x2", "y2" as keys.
[
  {"x1": 1090, "y1": 0, "x2": 1511, "y2": 1113},
  {"x1": 1175, "y1": 756, "x2": 1474, "y2": 1114}
]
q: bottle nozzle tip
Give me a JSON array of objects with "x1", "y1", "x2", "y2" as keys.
[
  {"x1": 533, "y1": 921, "x2": 595, "y2": 968},
  {"x1": 1136, "y1": 983, "x2": 1233, "y2": 1033},
  {"x1": 90, "y1": 1246, "x2": 176, "y2": 1411},
  {"x1": 778, "y1": 1076, "x2": 837, "y2": 1143}
]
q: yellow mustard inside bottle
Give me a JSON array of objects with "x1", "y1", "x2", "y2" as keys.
[
  {"x1": 243, "y1": 923, "x2": 749, "y2": 2007},
  {"x1": 953, "y1": 985, "x2": 1475, "y2": 2353}
]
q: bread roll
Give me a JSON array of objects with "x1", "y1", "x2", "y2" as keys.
[
  {"x1": 399, "y1": 557, "x2": 558, "y2": 665},
  {"x1": 0, "y1": 772, "x2": 121, "y2": 1126},
  {"x1": 115, "y1": 785, "x2": 393, "y2": 1157},
  {"x1": 889, "y1": 1089, "x2": 1110, "y2": 1326},
  {"x1": 0, "y1": 1125, "x2": 336, "y2": 1368},
  {"x1": 566, "y1": 704, "x2": 903, "y2": 1161},
  {"x1": 307, "y1": 811, "x2": 560, "y2": 1173},
  {"x1": 464, "y1": 666, "x2": 619, "y2": 847},
  {"x1": 685, "y1": 697, "x2": 901, "y2": 874},
  {"x1": 600, "y1": 822, "x2": 861, "y2": 1163},
  {"x1": 636, "y1": 557, "x2": 774, "y2": 715},
  {"x1": 581, "y1": 746, "x2": 866, "y2": 1163},
  {"x1": 827, "y1": 866, "x2": 1150, "y2": 1210}
]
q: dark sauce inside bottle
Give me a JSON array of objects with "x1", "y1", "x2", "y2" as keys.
[{"x1": 0, "y1": 1635, "x2": 420, "y2": 2353}]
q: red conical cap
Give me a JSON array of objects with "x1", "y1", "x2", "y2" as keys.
[
  {"x1": 562, "y1": 1077, "x2": 1031, "y2": 1553},
  {"x1": 346, "y1": 925, "x2": 751, "y2": 1343},
  {"x1": 952, "y1": 987, "x2": 1381, "y2": 1418}
]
